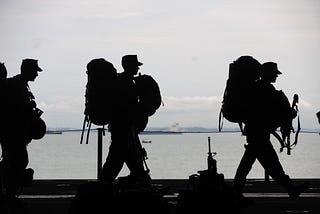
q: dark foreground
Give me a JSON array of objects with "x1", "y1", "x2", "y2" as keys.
[{"x1": 1, "y1": 178, "x2": 319, "y2": 214}]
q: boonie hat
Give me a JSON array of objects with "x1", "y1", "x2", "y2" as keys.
[
  {"x1": 261, "y1": 62, "x2": 281, "y2": 76},
  {"x1": 122, "y1": 55, "x2": 143, "y2": 67},
  {"x1": 21, "y1": 59, "x2": 43, "y2": 72}
]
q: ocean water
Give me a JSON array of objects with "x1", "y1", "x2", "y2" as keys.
[{"x1": 4, "y1": 131, "x2": 319, "y2": 180}]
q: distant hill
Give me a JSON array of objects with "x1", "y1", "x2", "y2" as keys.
[{"x1": 47, "y1": 126, "x2": 319, "y2": 133}]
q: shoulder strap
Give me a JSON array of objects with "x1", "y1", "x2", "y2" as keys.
[{"x1": 218, "y1": 107, "x2": 223, "y2": 132}]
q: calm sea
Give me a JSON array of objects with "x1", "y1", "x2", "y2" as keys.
[{"x1": 6, "y1": 131, "x2": 320, "y2": 180}]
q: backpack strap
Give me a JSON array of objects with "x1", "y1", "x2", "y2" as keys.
[
  {"x1": 80, "y1": 115, "x2": 92, "y2": 144},
  {"x1": 218, "y1": 107, "x2": 224, "y2": 132},
  {"x1": 80, "y1": 116, "x2": 87, "y2": 144},
  {"x1": 85, "y1": 121, "x2": 92, "y2": 144},
  {"x1": 238, "y1": 122, "x2": 245, "y2": 135}
]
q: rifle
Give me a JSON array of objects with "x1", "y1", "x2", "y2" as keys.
[
  {"x1": 207, "y1": 137, "x2": 217, "y2": 174},
  {"x1": 139, "y1": 141, "x2": 150, "y2": 174},
  {"x1": 280, "y1": 94, "x2": 300, "y2": 155},
  {"x1": 133, "y1": 128, "x2": 150, "y2": 174}
]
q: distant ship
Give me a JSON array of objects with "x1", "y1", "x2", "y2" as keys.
[
  {"x1": 142, "y1": 139, "x2": 152, "y2": 143},
  {"x1": 46, "y1": 130, "x2": 63, "y2": 134},
  {"x1": 141, "y1": 122, "x2": 182, "y2": 135}
]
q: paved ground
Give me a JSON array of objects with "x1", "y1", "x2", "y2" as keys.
[{"x1": 1, "y1": 178, "x2": 319, "y2": 214}]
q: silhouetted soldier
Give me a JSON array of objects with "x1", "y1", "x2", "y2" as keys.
[
  {"x1": 0, "y1": 62, "x2": 7, "y2": 82},
  {"x1": 0, "y1": 62, "x2": 7, "y2": 144},
  {"x1": 317, "y1": 111, "x2": 320, "y2": 125},
  {"x1": 0, "y1": 62, "x2": 7, "y2": 112},
  {"x1": 99, "y1": 55, "x2": 151, "y2": 187},
  {"x1": 0, "y1": 59, "x2": 43, "y2": 204},
  {"x1": 233, "y1": 62, "x2": 309, "y2": 205}
]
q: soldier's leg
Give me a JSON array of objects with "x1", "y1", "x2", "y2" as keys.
[
  {"x1": 1, "y1": 143, "x2": 29, "y2": 196},
  {"x1": 99, "y1": 129, "x2": 128, "y2": 183},
  {"x1": 234, "y1": 143, "x2": 257, "y2": 196},
  {"x1": 125, "y1": 133, "x2": 151, "y2": 185},
  {"x1": 257, "y1": 142, "x2": 308, "y2": 199}
]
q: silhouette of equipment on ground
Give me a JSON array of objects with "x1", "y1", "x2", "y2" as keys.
[{"x1": 176, "y1": 137, "x2": 237, "y2": 214}]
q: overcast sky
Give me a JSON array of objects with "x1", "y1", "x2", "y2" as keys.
[{"x1": 1, "y1": 0, "x2": 319, "y2": 130}]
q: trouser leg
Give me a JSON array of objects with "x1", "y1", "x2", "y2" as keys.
[
  {"x1": 99, "y1": 131, "x2": 128, "y2": 182},
  {"x1": 257, "y1": 143, "x2": 292, "y2": 190},
  {"x1": 99, "y1": 144, "x2": 125, "y2": 182},
  {"x1": 234, "y1": 144, "x2": 256, "y2": 195},
  {"x1": 125, "y1": 133, "x2": 148, "y2": 178},
  {"x1": 1, "y1": 143, "x2": 29, "y2": 196}
]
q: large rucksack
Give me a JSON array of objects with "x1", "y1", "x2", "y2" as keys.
[
  {"x1": 134, "y1": 73, "x2": 162, "y2": 117},
  {"x1": 219, "y1": 56, "x2": 261, "y2": 131},
  {"x1": 131, "y1": 73, "x2": 162, "y2": 133},
  {"x1": 80, "y1": 58, "x2": 117, "y2": 143}
]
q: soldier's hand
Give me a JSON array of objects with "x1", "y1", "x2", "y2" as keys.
[
  {"x1": 290, "y1": 108, "x2": 297, "y2": 119},
  {"x1": 281, "y1": 125, "x2": 291, "y2": 136}
]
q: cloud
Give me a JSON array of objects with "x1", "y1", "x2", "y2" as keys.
[
  {"x1": 161, "y1": 96, "x2": 222, "y2": 112},
  {"x1": 38, "y1": 96, "x2": 83, "y2": 114},
  {"x1": 38, "y1": 95, "x2": 222, "y2": 115},
  {"x1": 36, "y1": 95, "x2": 225, "y2": 128},
  {"x1": 299, "y1": 99, "x2": 313, "y2": 110}
]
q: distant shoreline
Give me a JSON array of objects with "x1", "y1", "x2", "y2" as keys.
[{"x1": 46, "y1": 128, "x2": 320, "y2": 134}]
